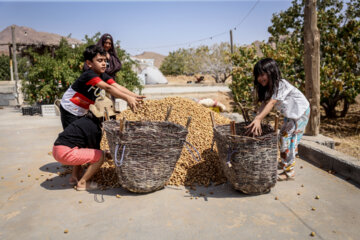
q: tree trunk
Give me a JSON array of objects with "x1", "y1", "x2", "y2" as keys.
[
  {"x1": 321, "y1": 102, "x2": 337, "y2": 118},
  {"x1": 304, "y1": 0, "x2": 321, "y2": 135},
  {"x1": 212, "y1": 74, "x2": 220, "y2": 83},
  {"x1": 340, "y1": 98, "x2": 349, "y2": 118},
  {"x1": 321, "y1": 92, "x2": 346, "y2": 118}
]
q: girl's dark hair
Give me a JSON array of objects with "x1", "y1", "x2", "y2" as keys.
[
  {"x1": 253, "y1": 58, "x2": 281, "y2": 102},
  {"x1": 83, "y1": 45, "x2": 106, "y2": 61}
]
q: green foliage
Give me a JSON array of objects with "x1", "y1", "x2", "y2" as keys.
[
  {"x1": 23, "y1": 33, "x2": 141, "y2": 104},
  {"x1": 230, "y1": 45, "x2": 260, "y2": 105},
  {"x1": 116, "y1": 47, "x2": 143, "y2": 92},
  {"x1": 0, "y1": 55, "x2": 11, "y2": 80},
  {"x1": 160, "y1": 44, "x2": 232, "y2": 83},
  {"x1": 159, "y1": 49, "x2": 188, "y2": 75},
  {"x1": 23, "y1": 39, "x2": 81, "y2": 104},
  {"x1": 0, "y1": 54, "x2": 28, "y2": 81},
  {"x1": 231, "y1": 0, "x2": 360, "y2": 118},
  {"x1": 270, "y1": 0, "x2": 360, "y2": 118}
]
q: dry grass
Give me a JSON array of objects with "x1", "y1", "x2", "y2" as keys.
[{"x1": 320, "y1": 99, "x2": 360, "y2": 159}]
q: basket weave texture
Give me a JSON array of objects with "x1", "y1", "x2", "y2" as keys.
[
  {"x1": 213, "y1": 122, "x2": 278, "y2": 194},
  {"x1": 104, "y1": 120, "x2": 188, "y2": 193}
]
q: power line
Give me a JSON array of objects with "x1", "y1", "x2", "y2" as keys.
[
  {"x1": 125, "y1": 0, "x2": 260, "y2": 51},
  {"x1": 233, "y1": 0, "x2": 260, "y2": 31}
]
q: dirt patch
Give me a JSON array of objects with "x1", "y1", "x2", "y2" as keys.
[
  {"x1": 320, "y1": 98, "x2": 360, "y2": 159},
  {"x1": 164, "y1": 75, "x2": 235, "y2": 112}
]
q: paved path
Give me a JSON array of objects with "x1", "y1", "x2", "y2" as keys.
[{"x1": 0, "y1": 107, "x2": 359, "y2": 240}]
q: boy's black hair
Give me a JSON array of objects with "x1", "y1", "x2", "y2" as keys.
[
  {"x1": 85, "y1": 111, "x2": 102, "y2": 126},
  {"x1": 253, "y1": 58, "x2": 281, "y2": 103},
  {"x1": 83, "y1": 45, "x2": 107, "y2": 61}
]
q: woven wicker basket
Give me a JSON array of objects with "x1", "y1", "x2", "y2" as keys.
[
  {"x1": 213, "y1": 122, "x2": 278, "y2": 194},
  {"x1": 104, "y1": 119, "x2": 189, "y2": 193}
]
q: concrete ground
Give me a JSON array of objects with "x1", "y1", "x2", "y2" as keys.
[{"x1": 0, "y1": 107, "x2": 359, "y2": 240}]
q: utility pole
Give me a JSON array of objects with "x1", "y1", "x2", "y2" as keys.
[
  {"x1": 230, "y1": 30, "x2": 234, "y2": 54},
  {"x1": 11, "y1": 25, "x2": 20, "y2": 105},
  {"x1": 8, "y1": 45, "x2": 14, "y2": 81},
  {"x1": 304, "y1": 0, "x2": 320, "y2": 135}
]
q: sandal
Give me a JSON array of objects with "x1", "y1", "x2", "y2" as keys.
[
  {"x1": 277, "y1": 162, "x2": 285, "y2": 170},
  {"x1": 277, "y1": 170, "x2": 295, "y2": 181},
  {"x1": 76, "y1": 181, "x2": 98, "y2": 191}
]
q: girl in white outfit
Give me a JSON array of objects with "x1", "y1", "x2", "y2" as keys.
[{"x1": 246, "y1": 58, "x2": 310, "y2": 181}]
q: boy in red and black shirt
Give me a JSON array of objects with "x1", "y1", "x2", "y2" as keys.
[
  {"x1": 53, "y1": 96, "x2": 115, "y2": 191},
  {"x1": 60, "y1": 45, "x2": 145, "y2": 129}
]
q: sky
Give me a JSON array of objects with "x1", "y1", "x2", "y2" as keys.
[{"x1": 0, "y1": 0, "x2": 293, "y2": 56}]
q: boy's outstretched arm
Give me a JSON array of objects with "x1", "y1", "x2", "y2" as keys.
[
  {"x1": 245, "y1": 99, "x2": 277, "y2": 136},
  {"x1": 112, "y1": 83, "x2": 146, "y2": 99},
  {"x1": 95, "y1": 81, "x2": 140, "y2": 111}
]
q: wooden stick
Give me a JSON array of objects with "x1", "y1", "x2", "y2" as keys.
[
  {"x1": 237, "y1": 102, "x2": 252, "y2": 123},
  {"x1": 104, "y1": 107, "x2": 109, "y2": 121},
  {"x1": 274, "y1": 111, "x2": 279, "y2": 133},
  {"x1": 210, "y1": 112, "x2": 216, "y2": 128},
  {"x1": 164, "y1": 106, "x2": 173, "y2": 121},
  {"x1": 119, "y1": 117, "x2": 126, "y2": 133},
  {"x1": 230, "y1": 121, "x2": 236, "y2": 135},
  {"x1": 185, "y1": 117, "x2": 192, "y2": 129}
]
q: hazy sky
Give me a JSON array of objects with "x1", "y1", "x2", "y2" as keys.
[{"x1": 0, "y1": 0, "x2": 292, "y2": 55}]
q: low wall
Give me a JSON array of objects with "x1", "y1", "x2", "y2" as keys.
[
  {"x1": 0, "y1": 81, "x2": 16, "y2": 106},
  {"x1": 0, "y1": 80, "x2": 24, "y2": 106}
]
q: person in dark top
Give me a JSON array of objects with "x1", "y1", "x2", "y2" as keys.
[
  {"x1": 84, "y1": 33, "x2": 122, "y2": 80},
  {"x1": 60, "y1": 44, "x2": 145, "y2": 129},
  {"x1": 53, "y1": 96, "x2": 115, "y2": 191}
]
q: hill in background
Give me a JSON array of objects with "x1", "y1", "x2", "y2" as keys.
[{"x1": 132, "y1": 51, "x2": 166, "y2": 68}]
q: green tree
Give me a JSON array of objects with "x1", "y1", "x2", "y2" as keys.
[
  {"x1": 230, "y1": 45, "x2": 260, "y2": 105},
  {"x1": 115, "y1": 46, "x2": 143, "y2": 92},
  {"x1": 23, "y1": 33, "x2": 141, "y2": 104},
  {"x1": 0, "y1": 54, "x2": 28, "y2": 81},
  {"x1": 267, "y1": 0, "x2": 360, "y2": 118},
  {"x1": 159, "y1": 49, "x2": 188, "y2": 75},
  {"x1": 160, "y1": 44, "x2": 232, "y2": 83},
  {"x1": 23, "y1": 38, "x2": 80, "y2": 104}
]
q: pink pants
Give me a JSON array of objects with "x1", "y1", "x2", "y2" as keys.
[{"x1": 52, "y1": 145, "x2": 103, "y2": 166}]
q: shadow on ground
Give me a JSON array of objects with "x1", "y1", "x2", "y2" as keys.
[{"x1": 39, "y1": 162, "x2": 66, "y2": 174}]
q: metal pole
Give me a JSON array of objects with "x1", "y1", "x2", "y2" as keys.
[
  {"x1": 230, "y1": 30, "x2": 234, "y2": 54},
  {"x1": 11, "y1": 25, "x2": 20, "y2": 105}
]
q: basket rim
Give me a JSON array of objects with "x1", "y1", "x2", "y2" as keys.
[
  {"x1": 103, "y1": 119, "x2": 188, "y2": 132},
  {"x1": 213, "y1": 123, "x2": 276, "y2": 141}
]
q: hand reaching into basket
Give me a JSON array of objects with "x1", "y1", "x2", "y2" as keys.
[{"x1": 245, "y1": 117, "x2": 262, "y2": 136}]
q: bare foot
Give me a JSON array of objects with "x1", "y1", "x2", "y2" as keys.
[
  {"x1": 69, "y1": 166, "x2": 84, "y2": 185},
  {"x1": 76, "y1": 180, "x2": 98, "y2": 191}
]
